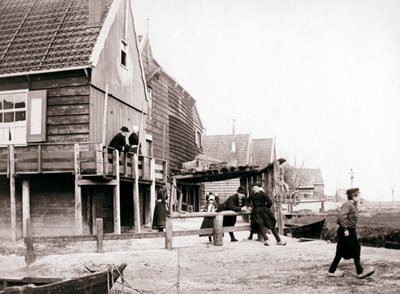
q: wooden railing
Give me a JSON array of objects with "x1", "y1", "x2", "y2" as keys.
[
  {"x1": 0, "y1": 143, "x2": 167, "y2": 182},
  {"x1": 24, "y1": 211, "x2": 251, "y2": 265}
]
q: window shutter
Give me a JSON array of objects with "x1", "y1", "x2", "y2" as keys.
[{"x1": 27, "y1": 90, "x2": 47, "y2": 142}]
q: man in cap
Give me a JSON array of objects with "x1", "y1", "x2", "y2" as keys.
[
  {"x1": 109, "y1": 126, "x2": 130, "y2": 153},
  {"x1": 216, "y1": 186, "x2": 248, "y2": 242},
  {"x1": 327, "y1": 187, "x2": 375, "y2": 279}
]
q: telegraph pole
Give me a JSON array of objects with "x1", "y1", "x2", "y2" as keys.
[{"x1": 349, "y1": 168, "x2": 355, "y2": 187}]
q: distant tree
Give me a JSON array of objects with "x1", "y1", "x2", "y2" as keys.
[{"x1": 282, "y1": 162, "x2": 306, "y2": 209}]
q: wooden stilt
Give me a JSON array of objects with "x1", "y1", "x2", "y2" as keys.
[
  {"x1": 74, "y1": 144, "x2": 83, "y2": 235},
  {"x1": 22, "y1": 180, "x2": 30, "y2": 237},
  {"x1": 113, "y1": 150, "x2": 121, "y2": 234},
  {"x1": 9, "y1": 145, "x2": 17, "y2": 241},
  {"x1": 149, "y1": 158, "x2": 156, "y2": 225},
  {"x1": 24, "y1": 218, "x2": 36, "y2": 265},
  {"x1": 96, "y1": 218, "x2": 103, "y2": 253},
  {"x1": 132, "y1": 154, "x2": 141, "y2": 233}
]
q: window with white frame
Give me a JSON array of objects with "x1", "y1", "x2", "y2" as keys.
[
  {"x1": 0, "y1": 90, "x2": 27, "y2": 144},
  {"x1": 0, "y1": 89, "x2": 47, "y2": 145}
]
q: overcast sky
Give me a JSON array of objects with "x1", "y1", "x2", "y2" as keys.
[{"x1": 132, "y1": 0, "x2": 400, "y2": 202}]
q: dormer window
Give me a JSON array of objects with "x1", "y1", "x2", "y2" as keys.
[{"x1": 121, "y1": 40, "x2": 127, "y2": 68}]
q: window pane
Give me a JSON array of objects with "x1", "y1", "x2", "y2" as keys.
[
  {"x1": 0, "y1": 98, "x2": 2, "y2": 109},
  {"x1": 4, "y1": 112, "x2": 14, "y2": 122},
  {"x1": 0, "y1": 113, "x2": 2, "y2": 123},
  {"x1": 14, "y1": 93, "x2": 26, "y2": 108},
  {"x1": 15, "y1": 111, "x2": 25, "y2": 121},
  {"x1": 3, "y1": 96, "x2": 13, "y2": 109}
]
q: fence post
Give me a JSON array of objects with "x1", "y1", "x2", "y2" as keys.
[
  {"x1": 25, "y1": 218, "x2": 36, "y2": 265},
  {"x1": 165, "y1": 217, "x2": 173, "y2": 250},
  {"x1": 213, "y1": 213, "x2": 224, "y2": 246},
  {"x1": 96, "y1": 218, "x2": 104, "y2": 253}
]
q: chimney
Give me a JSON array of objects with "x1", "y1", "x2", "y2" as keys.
[{"x1": 88, "y1": 0, "x2": 105, "y2": 27}]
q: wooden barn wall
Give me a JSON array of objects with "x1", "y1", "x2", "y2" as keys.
[
  {"x1": 168, "y1": 85, "x2": 197, "y2": 171},
  {"x1": 141, "y1": 51, "x2": 170, "y2": 163},
  {"x1": 91, "y1": 0, "x2": 148, "y2": 113},
  {"x1": 29, "y1": 174, "x2": 75, "y2": 236},
  {"x1": 204, "y1": 179, "x2": 240, "y2": 206},
  {"x1": 0, "y1": 71, "x2": 91, "y2": 144},
  {"x1": 89, "y1": 87, "x2": 143, "y2": 148},
  {"x1": 0, "y1": 176, "x2": 22, "y2": 240}
]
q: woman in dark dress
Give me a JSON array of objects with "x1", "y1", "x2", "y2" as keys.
[
  {"x1": 199, "y1": 192, "x2": 219, "y2": 243},
  {"x1": 152, "y1": 183, "x2": 168, "y2": 232},
  {"x1": 247, "y1": 183, "x2": 286, "y2": 246}
]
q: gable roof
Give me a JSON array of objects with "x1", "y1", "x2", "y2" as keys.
[
  {"x1": 252, "y1": 138, "x2": 273, "y2": 168},
  {"x1": 0, "y1": 0, "x2": 113, "y2": 76},
  {"x1": 202, "y1": 134, "x2": 251, "y2": 165},
  {"x1": 298, "y1": 168, "x2": 324, "y2": 188}
]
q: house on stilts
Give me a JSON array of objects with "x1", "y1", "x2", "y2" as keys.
[
  {"x1": 0, "y1": 0, "x2": 168, "y2": 240},
  {"x1": 139, "y1": 34, "x2": 204, "y2": 213}
]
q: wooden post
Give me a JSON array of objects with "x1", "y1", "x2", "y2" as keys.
[
  {"x1": 213, "y1": 213, "x2": 224, "y2": 246},
  {"x1": 37, "y1": 144, "x2": 42, "y2": 173},
  {"x1": 162, "y1": 160, "x2": 168, "y2": 183},
  {"x1": 95, "y1": 144, "x2": 104, "y2": 175},
  {"x1": 321, "y1": 200, "x2": 325, "y2": 213},
  {"x1": 25, "y1": 218, "x2": 36, "y2": 265},
  {"x1": 273, "y1": 160, "x2": 284, "y2": 235},
  {"x1": 165, "y1": 217, "x2": 173, "y2": 250},
  {"x1": 22, "y1": 180, "x2": 30, "y2": 237},
  {"x1": 149, "y1": 158, "x2": 156, "y2": 225},
  {"x1": 9, "y1": 145, "x2": 17, "y2": 241},
  {"x1": 133, "y1": 154, "x2": 141, "y2": 233},
  {"x1": 113, "y1": 150, "x2": 121, "y2": 234},
  {"x1": 74, "y1": 144, "x2": 83, "y2": 235},
  {"x1": 96, "y1": 218, "x2": 103, "y2": 253},
  {"x1": 102, "y1": 84, "x2": 108, "y2": 146}
]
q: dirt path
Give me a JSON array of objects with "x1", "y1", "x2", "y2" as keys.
[{"x1": 1, "y1": 227, "x2": 399, "y2": 293}]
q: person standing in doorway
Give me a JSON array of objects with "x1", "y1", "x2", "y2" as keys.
[{"x1": 327, "y1": 188, "x2": 375, "y2": 278}]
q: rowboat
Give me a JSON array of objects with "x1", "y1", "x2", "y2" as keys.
[
  {"x1": 0, "y1": 263, "x2": 127, "y2": 294},
  {"x1": 284, "y1": 218, "x2": 326, "y2": 239}
]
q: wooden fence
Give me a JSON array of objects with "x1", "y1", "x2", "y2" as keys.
[{"x1": 24, "y1": 211, "x2": 251, "y2": 265}]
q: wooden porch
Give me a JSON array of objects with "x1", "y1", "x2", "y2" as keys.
[{"x1": 0, "y1": 143, "x2": 167, "y2": 241}]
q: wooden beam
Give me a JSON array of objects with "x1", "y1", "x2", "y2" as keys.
[
  {"x1": 95, "y1": 143, "x2": 103, "y2": 175},
  {"x1": 213, "y1": 214, "x2": 224, "y2": 246},
  {"x1": 96, "y1": 218, "x2": 103, "y2": 253},
  {"x1": 22, "y1": 180, "x2": 30, "y2": 237},
  {"x1": 133, "y1": 154, "x2": 141, "y2": 233},
  {"x1": 149, "y1": 158, "x2": 156, "y2": 225},
  {"x1": 9, "y1": 145, "x2": 17, "y2": 241},
  {"x1": 74, "y1": 144, "x2": 83, "y2": 235},
  {"x1": 77, "y1": 179, "x2": 117, "y2": 186},
  {"x1": 113, "y1": 150, "x2": 121, "y2": 234},
  {"x1": 24, "y1": 218, "x2": 36, "y2": 265},
  {"x1": 273, "y1": 160, "x2": 284, "y2": 235},
  {"x1": 165, "y1": 217, "x2": 172, "y2": 250}
]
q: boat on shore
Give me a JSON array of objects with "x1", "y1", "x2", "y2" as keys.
[
  {"x1": 0, "y1": 263, "x2": 127, "y2": 294},
  {"x1": 284, "y1": 218, "x2": 326, "y2": 239}
]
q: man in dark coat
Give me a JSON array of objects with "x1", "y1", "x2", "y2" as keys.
[
  {"x1": 109, "y1": 126, "x2": 130, "y2": 153},
  {"x1": 128, "y1": 125, "x2": 142, "y2": 154},
  {"x1": 216, "y1": 186, "x2": 248, "y2": 242},
  {"x1": 247, "y1": 183, "x2": 286, "y2": 246},
  {"x1": 327, "y1": 188, "x2": 375, "y2": 278}
]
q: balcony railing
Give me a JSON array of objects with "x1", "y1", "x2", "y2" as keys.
[{"x1": 0, "y1": 143, "x2": 167, "y2": 182}]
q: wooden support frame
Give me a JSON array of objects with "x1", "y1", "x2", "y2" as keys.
[
  {"x1": 149, "y1": 158, "x2": 156, "y2": 225},
  {"x1": 132, "y1": 154, "x2": 141, "y2": 233},
  {"x1": 22, "y1": 180, "x2": 30, "y2": 237},
  {"x1": 113, "y1": 150, "x2": 121, "y2": 234},
  {"x1": 9, "y1": 145, "x2": 17, "y2": 241},
  {"x1": 74, "y1": 144, "x2": 83, "y2": 235}
]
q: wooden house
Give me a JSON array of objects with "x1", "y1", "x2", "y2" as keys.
[
  {"x1": 0, "y1": 0, "x2": 167, "y2": 241},
  {"x1": 296, "y1": 168, "x2": 325, "y2": 199},
  {"x1": 139, "y1": 34, "x2": 204, "y2": 212},
  {"x1": 201, "y1": 133, "x2": 276, "y2": 204}
]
